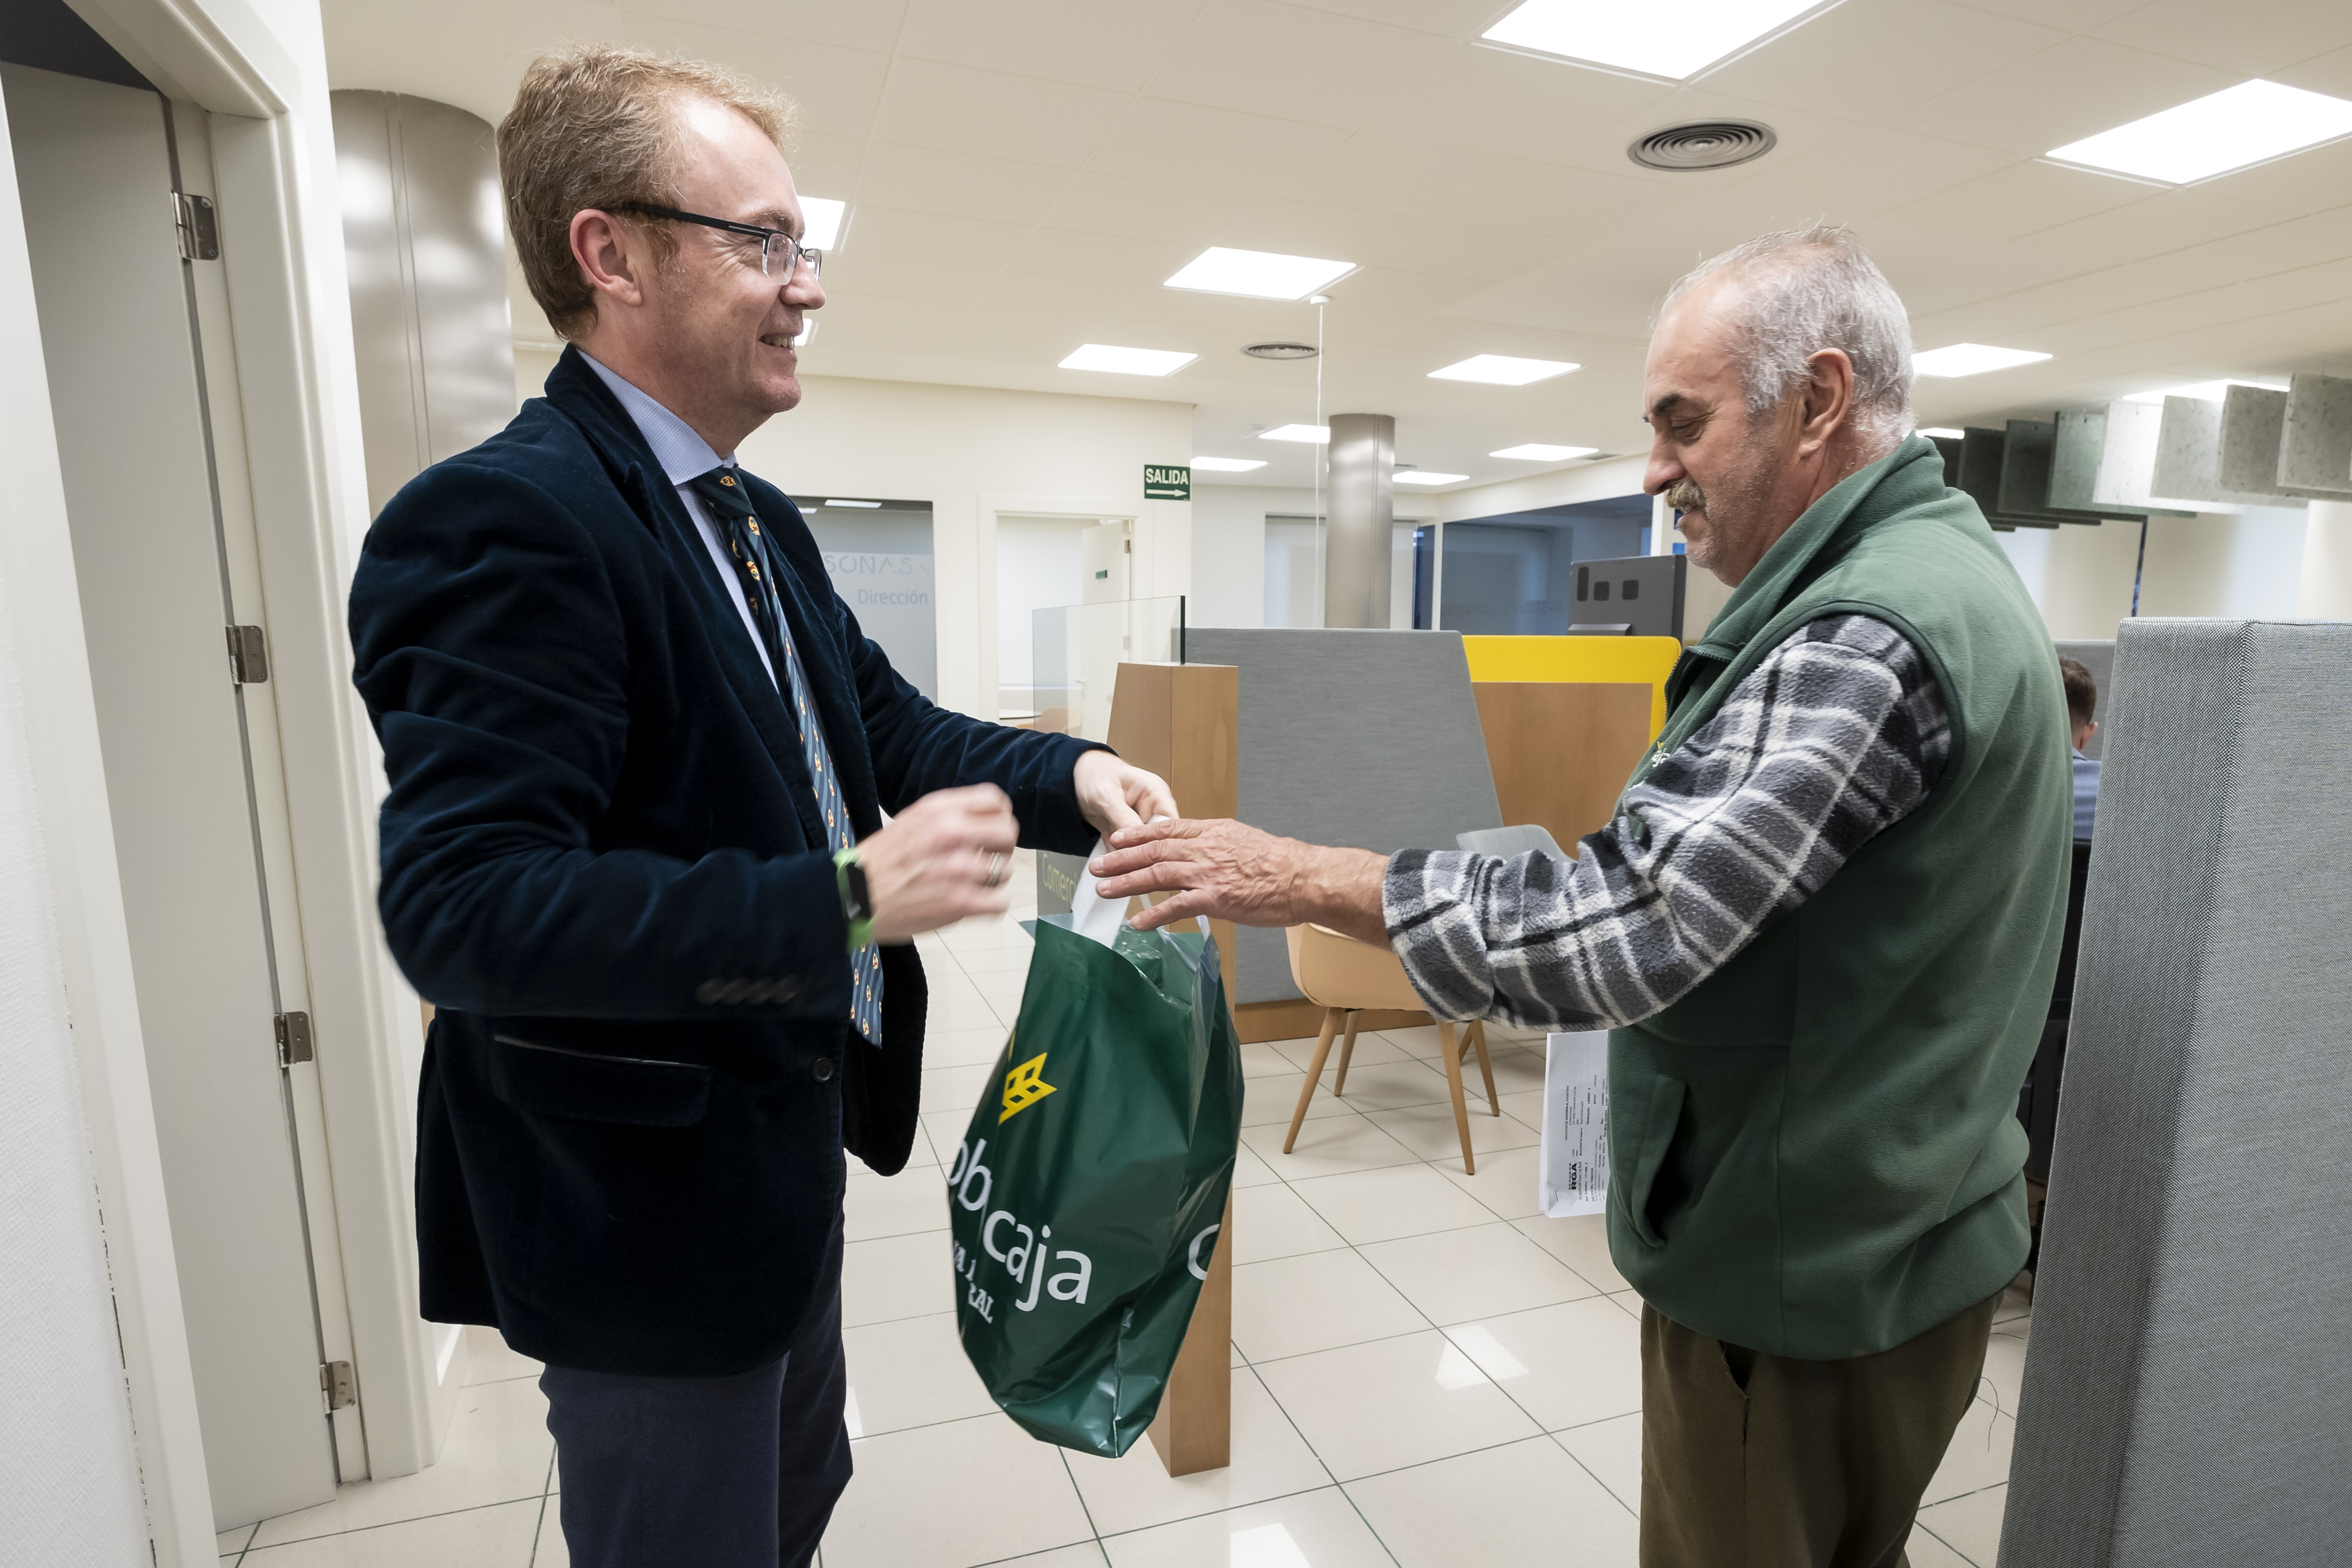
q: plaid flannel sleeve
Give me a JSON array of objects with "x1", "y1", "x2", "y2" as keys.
[{"x1": 1383, "y1": 613, "x2": 1951, "y2": 1031}]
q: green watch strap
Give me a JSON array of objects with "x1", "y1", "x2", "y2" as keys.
[{"x1": 834, "y1": 848, "x2": 874, "y2": 951}]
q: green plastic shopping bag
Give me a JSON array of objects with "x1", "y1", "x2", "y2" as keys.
[{"x1": 946, "y1": 859, "x2": 1243, "y2": 1457}]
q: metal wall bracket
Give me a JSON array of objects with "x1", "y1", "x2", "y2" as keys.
[
  {"x1": 172, "y1": 191, "x2": 220, "y2": 260},
  {"x1": 226, "y1": 624, "x2": 269, "y2": 684},
  {"x1": 274, "y1": 1011, "x2": 314, "y2": 1066},
  {"x1": 319, "y1": 1361, "x2": 356, "y2": 1411}
]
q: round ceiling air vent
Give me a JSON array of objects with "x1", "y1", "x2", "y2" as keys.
[
  {"x1": 1628, "y1": 120, "x2": 1777, "y2": 172},
  {"x1": 1241, "y1": 341, "x2": 1319, "y2": 360}
]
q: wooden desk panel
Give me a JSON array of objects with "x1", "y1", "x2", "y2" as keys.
[{"x1": 1472, "y1": 682, "x2": 1655, "y2": 855}]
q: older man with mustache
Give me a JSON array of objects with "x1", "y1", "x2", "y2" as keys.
[{"x1": 1094, "y1": 226, "x2": 2071, "y2": 1567}]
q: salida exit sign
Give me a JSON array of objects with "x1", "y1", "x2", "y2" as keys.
[{"x1": 1143, "y1": 464, "x2": 1190, "y2": 501}]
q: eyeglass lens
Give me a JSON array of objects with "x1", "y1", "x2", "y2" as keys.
[{"x1": 762, "y1": 234, "x2": 820, "y2": 280}]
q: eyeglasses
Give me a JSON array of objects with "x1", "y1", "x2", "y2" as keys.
[{"x1": 613, "y1": 203, "x2": 822, "y2": 280}]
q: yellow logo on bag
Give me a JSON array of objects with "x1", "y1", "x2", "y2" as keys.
[{"x1": 999, "y1": 1051, "x2": 1058, "y2": 1123}]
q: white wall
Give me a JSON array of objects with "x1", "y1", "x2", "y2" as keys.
[
  {"x1": 515, "y1": 353, "x2": 1193, "y2": 719},
  {"x1": 1995, "y1": 508, "x2": 2311, "y2": 639},
  {"x1": 1191, "y1": 482, "x2": 1432, "y2": 630}
]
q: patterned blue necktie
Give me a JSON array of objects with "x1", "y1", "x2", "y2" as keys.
[{"x1": 687, "y1": 465, "x2": 883, "y2": 1045}]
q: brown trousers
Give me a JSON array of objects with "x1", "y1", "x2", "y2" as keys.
[{"x1": 1638, "y1": 1292, "x2": 2000, "y2": 1568}]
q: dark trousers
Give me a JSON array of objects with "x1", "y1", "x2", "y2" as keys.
[
  {"x1": 1638, "y1": 1291, "x2": 2000, "y2": 1568},
  {"x1": 540, "y1": 1224, "x2": 851, "y2": 1568}
]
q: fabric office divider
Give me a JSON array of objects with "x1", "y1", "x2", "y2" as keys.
[
  {"x1": 2000, "y1": 618, "x2": 2352, "y2": 1566},
  {"x1": 2053, "y1": 638, "x2": 2113, "y2": 760},
  {"x1": 1183, "y1": 630, "x2": 1502, "y2": 1006}
]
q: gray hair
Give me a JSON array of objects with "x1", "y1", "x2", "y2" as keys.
[{"x1": 1658, "y1": 225, "x2": 1914, "y2": 453}]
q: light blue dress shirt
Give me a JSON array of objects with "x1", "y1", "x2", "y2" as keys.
[
  {"x1": 2071, "y1": 749, "x2": 2100, "y2": 840},
  {"x1": 580, "y1": 353, "x2": 777, "y2": 690}
]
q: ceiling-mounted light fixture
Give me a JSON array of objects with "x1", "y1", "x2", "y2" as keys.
[
  {"x1": 1483, "y1": 0, "x2": 1825, "y2": 82},
  {"x1": 1913, "y1": 344, "x2": 2052, "y2": 378},
  {"x1": 1058, "y1": 343, "x2": 1198, "y2": 376},
  {"x1": 1192, "y1": 456, "x2": 1268, "y2": 472},
  {"x1": 799, "y1": 198, "x2": 847, "y2": 251},
  {"x1": 1259, "y1": 424, "x2": 1330, "y2": 443},
  {"x1": 1490, "y1": 443, "x2": 1599, "y2": 461},
  {"x1": 1430, "y1": 355, "x2": 1580, "y2": 386},
  {"x1": 1394, "y1": 471, "x2": 1470, "y2": 486},
  {"x1": 2047, "y1": 80, "x2": 2352, "y2": 185},
  {"x1": 1165, "y1": 248, "x2": 1355, "y2": 301}
]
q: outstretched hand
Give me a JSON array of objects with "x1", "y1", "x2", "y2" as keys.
[
  {"x1": 1088, "y1": 818, "x2": 1390, "y2": 946},
  {"x1": 1072, "y1": 750, "x2": 1179, "y2": 838}
]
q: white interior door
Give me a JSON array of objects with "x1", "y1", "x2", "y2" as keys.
[{"x1": 4, "y1": 63, "x2": 338, "y2": 1526}]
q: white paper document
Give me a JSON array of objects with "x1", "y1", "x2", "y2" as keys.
[{"x1": 1539, "y1": 1030, "x2": 1611, "y2": 1218}]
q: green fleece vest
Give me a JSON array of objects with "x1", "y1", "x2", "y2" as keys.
[{"x1": 1605, "y1": 436, "x2": 2071, "y2": 1359}]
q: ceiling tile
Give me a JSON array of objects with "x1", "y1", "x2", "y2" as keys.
[
  {"x1": 635, "y1": 0, "x2": 908, "y2": 53},
  {"x1": 1286, "y1": 131, "x2": 1543, "y2": 225},
  {"x1": 1940, "y1": 0, "x2": 2150, "y2": 32},
  {"x1": 1884, "y1": 33, "x2": 2242, "y2": 154},
  {"x1": 613, "y1": 13, "x2": 895, "y2": 140},
  {"x1": 2188, "y1": 138, "x2": 2352, "y2": 217},
  {"x1": 868, "y1": 56, "x2": 1135, "y2": 167},
  {"x1": 850, "y1": 143, "x2": 1076, "y2": 227},
  {"x1": 1701, "y1": 0, "x2": 2071, "y2": 123},
  {"x1": 1739, "y1": 126, "x2": 2020, "y2": 222},
  {"x1": 2274, "y1": 40, "x2": 2352, "y2": 99},
  {"x1": 895, "y1": 0, "x2": 1210, "y2": 93},
  {"x1": 2091, "y1": 0, "x2": 2352, "y2": 77},
  {"x1": 1134, "y1": 0, "x2": 1454, "y2": 128},
  {"x1": 1083, "y1": 96, "x2": 1355, "y2": 193},
  {"x1": 1400, "y1": 45, "x2": 1673, "y2": 163},
  {"x1": 1034, "y1": 172, "x2": 1268, "y2": 244},
  {"x1": 1270, "y1": 0, "x2": 1504, "y2": 35}
]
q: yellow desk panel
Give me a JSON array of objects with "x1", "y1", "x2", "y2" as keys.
[{"x1": 1460, "y1": 636, "x2": 1682, "y2": 739}]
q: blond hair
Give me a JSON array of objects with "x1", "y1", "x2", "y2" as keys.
[{"x1": 499, "y1": 43, "x2": 800, "y2": 339}]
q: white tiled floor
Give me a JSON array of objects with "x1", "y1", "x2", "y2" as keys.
[{"x1": 221, "y1": 851, "x2": 2031, "y2": 1566}]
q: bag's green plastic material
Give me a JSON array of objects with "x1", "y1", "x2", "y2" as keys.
[{"x1": 946, "y1": 908, "x2": 1242, "y2": 1457}]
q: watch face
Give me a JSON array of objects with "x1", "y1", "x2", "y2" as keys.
[{"x1": 846, "y1": 860, "x2": 872, "y2": 921}]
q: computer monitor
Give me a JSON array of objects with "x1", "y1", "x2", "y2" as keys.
[{"x1": 1569, "y1": 554, "x2": 1685, "y2": 639}]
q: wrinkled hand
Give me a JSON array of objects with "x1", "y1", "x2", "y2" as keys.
[
  {"x1": 857, "y1": 784, "x2": 1019, "y2": 942},
  {"x1": 1072, "y1": 750, "x2": 1179, "y2": 837},
  {"x1": 1088, "y1": 818, "x2": 1388, "y2": 943}
]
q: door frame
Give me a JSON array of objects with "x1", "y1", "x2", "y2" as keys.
[{"x1": 0, "y1": 0, "x2": 452, "y2": 1559}]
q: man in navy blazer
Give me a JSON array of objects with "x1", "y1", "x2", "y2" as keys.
[{"x1": 348, "y1": 45, "x2": 1173, "y2": 1568}]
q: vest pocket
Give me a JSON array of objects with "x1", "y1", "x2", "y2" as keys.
[
  {"x1": 1614, "y1": 1073, "x2": 1688, "y2": 1249},
  {"x1": 489, "y1": 1034, "x2": 711, "y2": 1127}
]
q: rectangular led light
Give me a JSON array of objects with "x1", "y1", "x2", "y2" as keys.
[
  {"x1": 1490, "y1": 443, "x2": 1598, "y2": 461},
  {"x1": 1058, "y1": 343, "x2": 1198, "y2": 377},
  {"x1": 1191, "y1": 456, "x2": 1267, "y2": 472},
  {"x1": 1483, "y1": 0, "x2": 1824, "y2": 82},
  {"x1": 1259, "y1": 424, "x2": 1329, "y2": 443},
  {"x1": 1917, "y1": 427, "x2": 1963, "y2": 438},
  {"x1": 1394, "y1": 471, "x2": 1470, "y2": 485},
  {"x1": 823, "y1": 499, "x2": 881, "y2": 508},
  {"x1": 1163, "y1": 247, "x2": 1355, "y2": 301},
  {"x1": 800, "y1": 197, "x2": 846, "y2": 251},
  {"x1": 2047, "y1": 81, "x2": 2352, "y2": 186},
  {"x1": 1430, "y1": 355, "x2": 1579, "y2": 386},
  {"x1": 1912, "y1": 343, "x2": 2052, "y2": 378}
]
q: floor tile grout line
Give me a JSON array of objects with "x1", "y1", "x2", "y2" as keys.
[
  {"x1": 1543, "y1": 1426, "x2": 1642, "y2": 1520},
  {"x1": 242, "y1": 1492, "x2": 551, "y2": 1552},
  {"x1": 1053, "y1": 1445, "x2": 1107, "y2": 1552},
  {"x1": 526, "y1": 1448, "x2": 557, "y2": 1567}
]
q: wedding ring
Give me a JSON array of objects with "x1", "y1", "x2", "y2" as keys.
[{"x1": 981, "y1": 851, "x2": 1009, "y2": 888}]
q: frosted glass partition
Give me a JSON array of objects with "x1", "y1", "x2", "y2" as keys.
[
  {"x1": 799, "y1": 499, "x2": 937, "y2": 699},
  {"x1": 1030, "y1": 596, "x2": 1185, "y2": 743}
]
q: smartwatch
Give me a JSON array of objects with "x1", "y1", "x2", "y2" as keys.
[{"x1": 835, "y1": 848, "x2": 874, "y2": 950}]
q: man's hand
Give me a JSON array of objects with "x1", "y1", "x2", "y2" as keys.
[
  {"x1": 1073, "y1": 750, "x2": 1179, "y2": 838},
  {"x1": 857, "y1": 785, "x2": 1020, "y2": 943},
  {"x1": 1089, "y1": 818, "x2": 1388, "y2": 945}
]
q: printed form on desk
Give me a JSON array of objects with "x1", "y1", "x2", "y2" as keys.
[{"x1": 1540, "y1": 1031, "x2": 1610, "y2": 1218}]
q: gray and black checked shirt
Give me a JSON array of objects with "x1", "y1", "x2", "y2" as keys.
[{"x1": 1386, "y1": 615, "x2": 1951, "y2": 1031}]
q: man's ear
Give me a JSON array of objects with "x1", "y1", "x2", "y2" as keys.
[
  {"x1": 570, "y1": 209, "x2": 648, "y2": 315},
  {"x1": 1798, "y1": 347, "x2": 1856, "y2": 456}
]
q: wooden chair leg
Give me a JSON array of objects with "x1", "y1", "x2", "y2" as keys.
[
  {"x1": 1284, "y1": 1007, "x2": 1342, "y2": 1154},
  {"x1": 1470, "y1": 1020, "x2": 1499, "y2": 1115},
  {"x1": 1333, "y1": 1011, "x2": 1362, "y2": 1096},
  {"x1": 1437, "y1": 1021, "x2": 1476, "y2": 1175}
]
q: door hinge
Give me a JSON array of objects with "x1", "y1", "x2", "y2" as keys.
[
  {"x1": 226, "y1": 624, "x2": 269, "y2": 684},
  {"x1": 274, "y1": 1011, "x2": 314, "y2": 1066},
  {"x1": 172, "y1": 191, "x2": 220, "y2": 261},
  {"x1": 319, "y1": 1360, "x2": 356, "y2": 1411}
]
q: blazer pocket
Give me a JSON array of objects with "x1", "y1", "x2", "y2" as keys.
[{"x1": 490, "y1": 1034, "x2": 711, "y2": 1127}]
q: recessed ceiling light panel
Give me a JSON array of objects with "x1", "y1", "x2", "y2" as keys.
[
  {"x1": 1430, "y1": 355, "x2": 1580, "y2": 386},
  {"x1": 1483, "y1": 0, "x2": 1824, "y2": 82},
  {"x1": 1490, "y1": 443, "x2": 1599, "y2": 461},
  {"x1": 1058, "y1": 343, "x2": 1198, "y2": 376},
  {"x1": 1916, "y1": 428, "x2": 1963, "y2": 439},
  {"x1": 800, "y1": 198, "x2": 846, "y2": 251},
  {"x1": 1259, "y1": 424, "x2": 1330, "y2": 443},
  {"x1": 2046, "y1": 80, "x2": 2352, "y2": 186},
  {"x1": 1164, "y1": 248, "x2": 1355, "y2": 300},
  {"x1": 1912, "y1": 343, "x2": 2052, "y2": 378},
  {"x1": 1394, "y1": 471, "x2": 1470, "y2": 486},
  {"x1": 824, "y1": 499, "x2": 881, "y2": 508},
  {"x1": 1192, "y1": 456, "x2": 1268, "y2": 472}
]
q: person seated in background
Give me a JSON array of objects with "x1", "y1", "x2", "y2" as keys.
[{"x1": 2062, "y1": 655, "x2": 2100, "y2": 839}]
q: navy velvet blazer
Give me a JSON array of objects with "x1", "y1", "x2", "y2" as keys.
[{"x1": 349, "y1": 348, "x2": 1100, "y2": 1376}]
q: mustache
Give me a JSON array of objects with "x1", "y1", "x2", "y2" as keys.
[{"x1": 1662, "y1": 479, "x2": 1707, "y2": 514}]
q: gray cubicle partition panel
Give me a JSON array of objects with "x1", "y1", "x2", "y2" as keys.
[
  {"x1": 2054, "y1": 639, "x2": 2114, "y2": 760},
  {"x1": 2083, "y1": 400, "x2": 2195, "y2": 517},
  {"x1": 2152, "y1": 394, "x2": 2308, "y2": 509},
  {"x1": 2278, "y1": 372, "x2": 2352, "y2": 499},
  {"x1": 1183, "y1": 629, "x2": 1503, "y2": 1005},
  {"x1": 2000, "y1": 619, "x2": 2352, "y2": 1568}
]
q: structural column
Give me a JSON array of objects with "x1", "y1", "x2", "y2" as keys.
[{"x1": 1324, "y1": 413, "x2": 1394, "y2": 628}]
